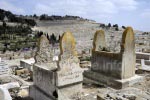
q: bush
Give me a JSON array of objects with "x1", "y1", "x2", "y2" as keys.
[
  {"x1": 108, "y1": 23, "x2": 111, "y2": 27},
  {"x1": 113, "y1": 24, "x2": 118, "y2": 28},
  {"x1": 100, "y1": 24, "x2": 105, "y2": 28},
  {"x1": 115, "y1": 27, "x2": 119, "y2": 31},
  {"x1": 122, "y1": 26, "x2": 126, "y2": 29}
]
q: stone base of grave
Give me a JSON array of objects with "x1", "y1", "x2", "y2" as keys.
[
  {"x1": 29, "y1": 85, "x2": 55, "y2": 100},
  {"x1": 30, "y1": 83, "x2": 82, "y2": 100},
  {"x1": 30, "y1": 64, "x2": 83, "y2": 100},
  {"x1": 84, "y1": 70, "x2": 143, "y2": 89},
  {"x1": 57, "y1": 82, "x2": 82, "y2": 100}
]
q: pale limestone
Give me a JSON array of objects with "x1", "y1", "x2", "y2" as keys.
[{"x1": 84, "y1": 27, "x2": 141, "y2": 89}]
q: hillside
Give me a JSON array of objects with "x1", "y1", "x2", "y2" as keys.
[
  {"x1": 0, "y1": 8, "x2": 149, "y2": 53},
  {"x1": 0, "y1": 9, "x2": 36, "y2": 26},
  {"x1": 33, "y1": 19, "x2": 149, "y2": 53}
]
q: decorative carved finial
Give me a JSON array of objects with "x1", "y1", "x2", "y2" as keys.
[{"x1": 34, "y1": 35, "x2": 53, "y2": 64}]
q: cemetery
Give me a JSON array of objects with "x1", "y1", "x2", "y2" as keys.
[
  {"x1": 0, "y1": 27, "x2": 149, "y2": 100},
  {"x1": 0, "y1": 9, "x2": 149, "y2": 100}
]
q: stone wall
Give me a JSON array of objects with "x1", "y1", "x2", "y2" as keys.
[
  {"x1": 33, "y1": 64, "x2": 56, "y2": 97},
  {"x1": 91, "y1": 51, "x2": 122, "y2": 79}
]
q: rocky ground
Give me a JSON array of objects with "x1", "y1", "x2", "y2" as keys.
[{"x1": 79, "y1": 74, "x2": 150, "y2": 100}]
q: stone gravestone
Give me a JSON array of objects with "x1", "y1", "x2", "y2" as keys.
[
  {"x1": 30, "y1": 35, "x2": 57, "y2": 100},
  {"x1": 120, "y1": 27, "x2": 136, "y2": 78},
  {"x1": 56, "y1": 32, "x2": 83, "y2": 99},
  {"x1": 30, "y1": 33, "x2": 83, "y2": 100},
  {"x1": 34, "y1": 35, "x2": 54, "y2": 66},
  {"x1": 93, "y1": 30, "x2": 107, "y2": 51},
  {"x1": 84, "y1": 27, "x2": 143, "y2": 89}
]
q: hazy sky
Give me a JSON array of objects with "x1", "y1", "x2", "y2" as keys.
[{"x1": 0, "y1": 0, "x2": 150, "y2": 31}]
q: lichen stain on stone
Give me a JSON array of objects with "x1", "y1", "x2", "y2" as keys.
[
  {"x1": 121, "y1": 27, "x2": 135, "y2": 53},
  {"x1": 93, "y1": 30, "x2": 107, "y2": 51},
  {"x1": 60, "y1": 32, "x2": 77, "y2": 56}
]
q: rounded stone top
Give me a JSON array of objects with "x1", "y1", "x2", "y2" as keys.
[
  {"x1": 60, "y1": 32, "x2": 77, "y2": 56},
  {"x1": 93, "y1": 30, "x2": 106, "y2": 51},
  {"x1": 121, "y1": 27, "x2": 135, "y2": 52}
]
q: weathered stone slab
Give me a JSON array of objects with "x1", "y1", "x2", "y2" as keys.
[
  {"x1": 93, "y1": 30, "x2": 107, "y2": 51},
  {"x1": 30, "y1": 35, "x2": 58, "y2": 100},
  {"x1": 59, "y1": 32, "x2": 77, "y2": 57},
  {"x1": 56, "y1": 32, "x2": 83, "y2": 87},
  {"x1": 56, "y1": 32, "x2": 83, "y2": 98},
  {"x1": 84, "y1": 70, "x2": 143, "y2": 89},
  {"x1": 34, "y1": 35, "x2": 54, "y2": 65},
  {"x1": 121, "y1": 27, "x2": 136, "y2": 79},
  {"x1": 91, "y1": 51, "x2": 122, "y2": 79},
  {"x1": 30, "y1": 85, "x2": 55, "y2": 100},
  {"x1": 33, "y1": 65, "x2": 56, "y2": 97},
  {"x1": 56, "y1": 65, "x2": 83, "y2": 86}
]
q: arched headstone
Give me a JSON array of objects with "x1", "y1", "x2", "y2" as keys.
[
  {"x1": 93, "y1": 30, "x2": 107, "y2": 51},
  {"x1": 57, "y1": 31, "x2": 83, "y2": 88},
  {"x1": 121, "y1": 27, "x2": 135, "y2": 53},
  {"x1": 121, "y1": 27, "x2": 135, "y2": 78},
  {"x1": 60, "y1": 32, "x2": 77, "y2": 58},
  {"x1": 84, "y1": 28, "x2": 141, "y2": 89}
]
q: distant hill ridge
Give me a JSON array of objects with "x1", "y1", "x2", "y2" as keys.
[
  {"x1": 0, "y1": 9, "x2": 95, "y2": 26},
  {"x1": 38, "y1": 14, "x2": 95, "y2": 22},
  {"x1": 0, "y1": 9, "x2": 36, "y2": 26}
]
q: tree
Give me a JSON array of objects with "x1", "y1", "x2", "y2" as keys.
[
  {"x1": 113, "y1": 24, "x2": 118, "y2": 28},
  {"x1": 33, "y1": 14, "x2": 37, "y2": 18},
  {"x1": 108, "y1": 23, "x2": 111, "y2": 27},
  {"x1": 122, "y1": 26, "x2": 126, "y2": 29},
  {"x1": 2, "y1": 21, "x2": 7, "y2": 27},
  {"x1": 37, "y1": 31, "x2": 43, "y2": 37},
  {"x1": 50, "y1": 33, "x2": 57, "y2": 45},
  {"x1": 115, "y1": 27, "x2": 119, "y2": 31},
  {"x1": 40, "y1": 14, "x2": 47, "y2": 20},
  {"x1": 100, "y1": 24, "x2": 105, "y2": 28}
]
